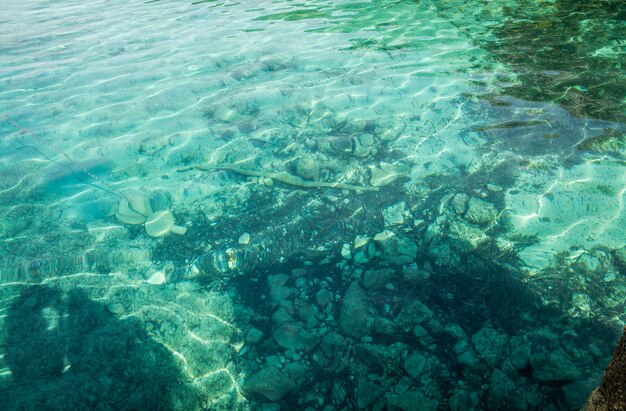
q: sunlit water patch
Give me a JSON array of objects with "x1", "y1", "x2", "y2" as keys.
[{"x1": 1, "y1": 0, "x2": 625, "y2": 409}]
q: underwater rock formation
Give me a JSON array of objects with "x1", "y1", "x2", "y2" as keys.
[{"x1": 115, "y1": 192, "x2": 186, "y2": 238}]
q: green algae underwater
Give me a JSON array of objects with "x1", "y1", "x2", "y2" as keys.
[{"x1": 0, "y1": 0, "x2": 625, "y2": 409}]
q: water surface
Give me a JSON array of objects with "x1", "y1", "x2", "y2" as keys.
[{"x1": 1, "y1": 0, "x2": 625, "y2": 409}]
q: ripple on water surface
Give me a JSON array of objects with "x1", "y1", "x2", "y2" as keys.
[{"x1": 0, "y1": 0, "x2": 625, "y2": 410}]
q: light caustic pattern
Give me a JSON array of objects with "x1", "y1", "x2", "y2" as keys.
[
  {"x1": 505, "y1": 155, "x2": 626, "y2": 271},
  {"x1": 0, "y1": 272, "x2": 246, "y2": 408}
]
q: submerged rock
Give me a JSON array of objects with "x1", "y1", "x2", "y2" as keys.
[
  {"x1": 331, "y1": 381, "x2": 348, "y2": 406},
  {"x1": 464, "y1": 197, "x2": 497, "y2": 226},
  {"x1": 273, "y1": 322, "x2": 320, "y2": 352},
  {"x1": 362, "y1": 268, "x2": 395, "y2": 290},
  {"x1": 115, "y1": 191, "x2": 152, "y2": 225},
  {"x1": 272, "y1": 307, "x2": 294, "y2": 325},
  {"x1": 212, "y1": 105, "x2": 242, "y2": 123},
  {"x1": 387, "y1": 390, "x2": 438, "y2": 411},
  {"x1": 401, "y1": 264, "x2": 430, "y2": 284},
  {"x1": 508, "y1": 336, "x2": 532, "y2": 371},
  {"x1": 382, "y1": 201, "x2": 406, "y2": 227},
  {"x1": 268, "y1": 274, "x2": 292, "y2": 306},
  {"x1": 246, "y1": 328, "x2": 264, "y2": 344},
  {"x1": 450, "y1": 194, "x2": 469, "y2": 215},
  {"x1": 564, "y1": 379, "x2": 599, "y2": 410},
  {"x1": 245, "y1": 365, "x2": 296, "y2": 401},
  {"x1": 403, "y1": 351, "x2": 427, "y2": 379},
  {"x1": 294, "y1": 157, "x2": 321, "y2": 181},
  {"x1": 445, "y1": 323, "x2": 480, "y2": 367},
  {"x1": 355, "y1": 380, "x2": 384, "y2": 409},
  {"x1": 455, "y1": 340, "x2": 480, "y2": 368},
  {"x1": 471, "y1": 324, "x2": 509, "y2": 367},
  {"x1": 352, "y1": 133, "x2": 376, "y2": 157},
  {"x1": 614, "y1": 246, "x2": 626, "y2": 271},
  {"x1": 146, "y1": 271, "x2": 166, "y2": 285},
  {"x1": 144, "y1": 210, "x2": 187, "y2": 238},
  {"x1": 488, "y1": 369, "x2": 527, "y2": 410},
  {"x1": 373, "y1": 317, "x2": 400, "y2": 335},
  {"x1": 448, "y1": 220, "x2": 489, "y2": 251},
  {"x1": 319, "y1": 333, "x2": 350, "y2": 371},
  {"x1": 283, "y1": 362, "x2": 309, "y2": 382},
  {"x1": 395, "y1": 299, "x2": 433, "y2": 332},
  {"x1": 339, "y1": 282, "x2": 372, "y2": 338},
  {"x1": 238, "y1": 232, "x2": 251, "y2": 245},
  {"x1": 373, "y1": 230, "x2": 417, "y2": 266},
  {"x1": 531, "y1": 347, "x2": 583, "y2": 382},
  {"x1": 449, "y1": 387, "x2": 480, "y2": 411},
  {"x1": 315, "y1": 288, "x2": 333, "y2": 308},
  {"x1": 355, "y1": 343, "x2": 407, "y2": 375}
]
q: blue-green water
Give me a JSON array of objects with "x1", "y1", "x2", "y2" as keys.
[{"x1": 0, "y1": 0, "x2": 625, "y2": 409}]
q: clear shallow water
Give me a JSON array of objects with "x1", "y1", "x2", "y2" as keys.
[{"x1": 0, "y1": 0, "x2": 625, "y2": 409}]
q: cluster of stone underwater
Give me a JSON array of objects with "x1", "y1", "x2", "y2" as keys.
[
  {"x1": 2, "y1": 92, "x2": 624, "y2": 410},
  {"x1": 3, "y1": 136, "x2": 625, "y2": 410},
  {"x1": 226, "y1": 181, "x2": 626, "y2": 410}
]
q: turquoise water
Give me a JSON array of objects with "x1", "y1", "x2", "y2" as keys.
[{"x1": 0, "y1": 0, "x2": 625, "y2": 409}]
